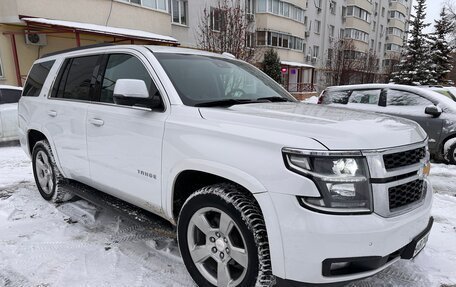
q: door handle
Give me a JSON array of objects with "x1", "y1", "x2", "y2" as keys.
[
  {"x1": 89, "y1": 118, "x2": 104, "y2": 127},
  {"x1": 47, "y1": 110, "x2": 57, "y2": 117}
]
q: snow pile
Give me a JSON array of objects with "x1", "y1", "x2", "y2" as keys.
[
  {"x1": 1, "y1": 146, "x2": 456, "y2": 286},
  {"x1": 303, "y1": 96, "x2": 319, "y2": 104}
]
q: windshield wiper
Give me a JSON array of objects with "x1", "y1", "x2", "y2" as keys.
[
  {"x1": 256, "y1": 96, "x2": 294, "y2": 102},
  {"x1": 195, "y1": 99, "x2": 267, "y2": 107}
]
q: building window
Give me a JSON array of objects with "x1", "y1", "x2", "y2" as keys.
[
  {"x1": 256, "y1": 0, "x2": 305, "y2": 22},
  {"x1": 346, "y1": 5, "x2": 371, "y2": 23},
  {"x1": 256, "y1": 31, "x2": 304, "y2": 51},
  {"x1": 313, "y1": 45, "x2": 320, "y2": 58},
  {"x1": 246, "y1": 0, "x2": 254, "y2": 14},
  {"x1": 120, "y1": 0, "x2": 169, "y2": 12},
  {"x1": 344, "y1": 28, "x2": 369, "y2": 42},
  {"x1": 329, "y1": 25, "x2": 335, "y2": 38},
  {"x1": 314, "y1": 20, "x2": 321, "y2": 34},
  {"x1": 381, "y1": 7, "x2": 385, "y2": 17},
  {"x1": 387, "y1": 27, "x2": 404, "y2": 38},
  {"x1": 386, "y1": 43, "x2": 401, "y2": 52},
  {"x1": 389, "y1": 10, "x2": 406, "y2": 22},
  {"x1": 330, "y1": 1, "x2": 336, "y2": 15},
  {"x1": 210, "y1": 7, "x2": 222, "y2": 31},
  {"x1": 172, "y1": 0, "x2": 187, "y2": 25},
  {"x1": 373, "y1": 20, "x2": 376, "y2": 31}
]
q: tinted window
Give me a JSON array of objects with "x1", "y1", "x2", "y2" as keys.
[
  {"x1": 0, "y1": 89, "x2": 22, "y2": 104},
  {"x1": 321, "y1": 90, "x2": 349, "y2": 104},
  {"x1": 348, "y1": 90, "x2": 381, "y2": 105},
  {"x1": 22, "y1": 60, "x2": 55, "y2": 97},
  {"x1": 155, "y1": 53, "x2": 293, "y2": 106},
  {"x1": 53, "y1": 56, "x2": 99, "y2": 101},
  {"x1": 100, "y1": 54, "x2": 158, "y2": 105},
  {"x1": 387, "y1": 90, "x2": 433, "y2": 106}
]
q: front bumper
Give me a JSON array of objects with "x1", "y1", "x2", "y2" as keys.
[{"x1": 264, "y1": 180, "x2": 433, "y2": 285}]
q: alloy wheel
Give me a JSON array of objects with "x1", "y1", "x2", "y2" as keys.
[{"x1": 187, "y1": 207, "x2": 248, "y2": 287}]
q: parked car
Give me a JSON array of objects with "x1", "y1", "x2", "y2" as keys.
[
  {"x1": 0, "y1": 85, "x2": 22, "y2": 143},
  {"x1": 422, "y1": 86, "x2": 456, "y2": 102},
  {"x1": 319, "y1": 84, "x2": 456, "y2": 164},
  {"x1": 19, "y1": 46, "x2": 433, "y2": 287}
]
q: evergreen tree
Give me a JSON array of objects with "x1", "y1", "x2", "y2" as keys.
[
  {"x1": 261, "y1": 48, "x2": 281, "y2": 83},
  {"x1": 391, "y1": 0, "x2": 435, "y2": 85},
  {"x1": 431, "y1": 8, "x2": 454, "y2": 85}
]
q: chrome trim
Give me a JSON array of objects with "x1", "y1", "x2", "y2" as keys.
[
  {"x1": 373, "y1": 177, "x2": 429, "y2": 218},
  {"x1": 282, "y1": 147, "x2": 363, "y2": 157}
]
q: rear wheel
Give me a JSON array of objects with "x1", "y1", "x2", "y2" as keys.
[
  {"x1": 177, "y1": 184, "x2": 273, "y2": 287},
  {"x1": 32, "y1": 140, "x2": 73, "y2": 202}
]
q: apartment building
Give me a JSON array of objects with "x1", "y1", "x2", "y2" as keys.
[{"x1": 0, "y1": 0, "x2": 412, "y2": 93}]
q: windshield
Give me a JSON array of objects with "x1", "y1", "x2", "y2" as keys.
[{"x1": 155, "y1": 53, "x2": 296, "y2": 106}]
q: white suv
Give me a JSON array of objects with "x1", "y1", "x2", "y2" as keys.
[{"x1": 18, "y1": 45, "x2": 433, "y2": 287}]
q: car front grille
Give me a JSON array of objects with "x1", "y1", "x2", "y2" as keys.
[
  {"x1": 383, "y1": 147, "x2": 426, "y2": 170},
  {"x1": 388, "y1": 179, "x2": 425, "y2": 211}
]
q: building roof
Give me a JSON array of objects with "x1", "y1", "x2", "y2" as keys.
[
  {"x1": 21, "y1": 17, "x2": 179, "y2": 44},
  {"x1": 281, "y1": 61, "x2": 314, "y2": 68}
]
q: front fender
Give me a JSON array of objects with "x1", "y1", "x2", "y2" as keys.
[{"x1": 164, "y1": 158, "x2": 267, "y2": 221}]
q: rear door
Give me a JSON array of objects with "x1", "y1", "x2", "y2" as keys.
[
  {"x1": 0, "y1": 89, "x2": 21, "y2": 139},
  {"x1": 43, "y1": 55, "x2": 101, "y2": 183},
  {"x1": 86, "y1": 51, "x2": 168, "y2": 211},
  {"x1": 383, "y1": 89, "x2": 443, "y2": 152}
]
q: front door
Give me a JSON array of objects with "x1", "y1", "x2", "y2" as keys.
[
  {"x1": 86, "y1": 52, "x2": 167, "y2": 211},
  {"x1": 383, "y1": 89, "x2": 444, "y2": 153}
]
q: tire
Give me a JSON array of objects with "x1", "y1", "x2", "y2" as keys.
[
  {"x1": 32, "y1": 140, "x2": 73, "y2": 203},
  {"x1": 177, "y1": 184, "x2": 273, "y2": 287},
  {"x1": 444, "y1": 138, "x2": 456, "y2": 165}
]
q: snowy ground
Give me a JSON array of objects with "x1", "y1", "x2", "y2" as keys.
[{"x1": 0, "y1": 144, "x2": 455, "y2": 287}]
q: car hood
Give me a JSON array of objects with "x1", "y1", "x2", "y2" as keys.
[{"x1": 199, "y1": 102, "x2": 427, "y2": 150}]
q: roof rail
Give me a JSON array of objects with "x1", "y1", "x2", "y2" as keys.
[{"x1": 40, "y1": 43, "x2": 114, "y2": 58}]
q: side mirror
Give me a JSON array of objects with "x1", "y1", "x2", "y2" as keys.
[
  {"x1": 425, "y1": 105, "x2": 442, "y2": 118},
  {"x1": 113, "y1": 79, "x2": 162, "y2": 110},
  {"x1": 113, "y1": 79, "x2": 149, "y2": 99}
]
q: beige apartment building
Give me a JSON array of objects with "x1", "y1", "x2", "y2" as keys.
[{"x1": 0, "y1": 0, "x2": 412, "y2": 93}]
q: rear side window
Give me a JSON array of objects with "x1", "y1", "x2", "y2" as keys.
[
  {"x1": 321, "y1": 90, "x2": 350, "y2": 104},
  {"x1": 52, "y1": 55, "x2": 100, "y2": 101},
  {"x1": 348, "y1": 90, "x2": 381, "y2": 105},
  {"x1": 22, "y1": 60, "x2": 55, "y2": 97},
  {"x1": 0, "y1": 89, "x2": 22, "y2": 104}
]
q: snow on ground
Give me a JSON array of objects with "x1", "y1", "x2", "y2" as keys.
[
  {"x1": 0, "y1": 144, "x2": 456, "y2": 287},
  {"x1": 303, "y1": 96, "x2": 319, "y2": 104}
]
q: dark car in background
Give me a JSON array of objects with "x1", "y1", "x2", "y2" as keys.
[{"x1": 319, "y1": 84, "x2": 456, "y2": 164}]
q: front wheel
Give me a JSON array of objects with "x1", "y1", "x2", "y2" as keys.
[
  {"x1": 177, "y1": 184, "x2": 273, "y2": 287},
  {"x1": 444, "y1": 138, "x2": 456, "y2": 165}
]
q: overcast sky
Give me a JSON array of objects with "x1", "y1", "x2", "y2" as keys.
[{"x1": 418, "y1": 0, "x2": 447, "y2": 33}]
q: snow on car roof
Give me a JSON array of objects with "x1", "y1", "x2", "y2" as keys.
[
  {"x1": 325, "y1": 83, "x2": 456, "y2": 112},
  {"x1": 0, "y1": 85, "x2": 23, "y2": 91}
]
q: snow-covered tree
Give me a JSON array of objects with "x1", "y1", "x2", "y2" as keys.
[
  {"x1": 390, "y1": 0, "x2": 435, "y2": 85},
  {"x1": 430, "y1": 8, "x2": 454, "y2": 85}
]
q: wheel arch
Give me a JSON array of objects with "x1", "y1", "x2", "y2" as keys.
[
  {"x1": 26, "y1": 128, "x2": 66, "y2": 177},
  {"x1": 168, "y1": 160, "x2": 267, "y2": 224},
  {"x1": 440, "y1": 132, "x2": 456, "y2": 157}
]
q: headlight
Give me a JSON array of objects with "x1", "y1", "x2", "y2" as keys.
[{"x1": 283, "y1": 148, "x2": 372, "y2": 214}]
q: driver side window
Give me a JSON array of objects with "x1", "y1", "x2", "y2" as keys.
[
  {"x1": 100, "y1": 54, "x2": 162, "y2": 109},
  {"x1": 387, "y1": 90, "x2": 433, "y2": 106}
]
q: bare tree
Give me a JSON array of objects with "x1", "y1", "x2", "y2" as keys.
[
  {"x1": 324, "y1": 39, "x2": 380, "y2": 86},
  {"x1": 197, "y1": 0, "x2": 255, "y2": 61}
]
